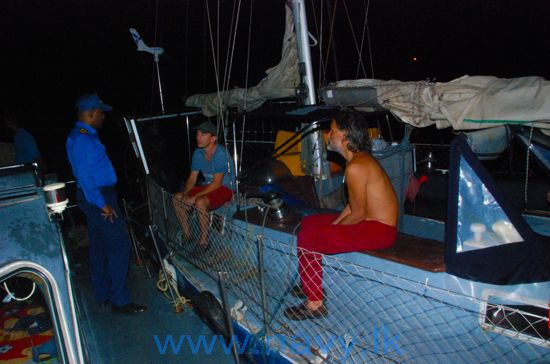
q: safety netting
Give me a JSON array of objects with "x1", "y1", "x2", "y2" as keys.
[{"x1": 146, "y1": 176, "x2": 550, "y2": 363}]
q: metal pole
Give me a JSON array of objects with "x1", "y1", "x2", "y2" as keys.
[
  {"x1": 148, "y1": 225, "x2": 178, "y2": 304},
  {"x1": 186, "y1": 116, "x2": 192, "y2": 166},
  {"x1": 161, "y1": 188, "x2": 169, "y2": 235},
  {"x1": 232, "y1": 119, "x2": 240, "y2": 210},
  {"x1": 256, "y1": 236, "x2": 271, "y2": 337},
  {"x1": 155, "y1": 56, "x2": 166, "y2": 114},
  {"x1": 145, "y1": 176, "x2": 153, "y2": 223},
  {"x1": 123, "y1": 199, "x2": 145, "y2": 267},
  {"x1": 217, "y1": 271, "x2": 241, "y2": 364},
  {"x1": 161, "y1": 188, "x2": 175, "y2": 258},
  {"x1": 292, "y1": 0, "x2": 317, "y2": 105},
  {"x1": 54, "y1": 220, "x2": 86, "y2": 364}
]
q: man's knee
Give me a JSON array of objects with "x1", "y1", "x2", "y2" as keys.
[{"x1": 195, "y1": 196, "x2": 210, "y2": 210}]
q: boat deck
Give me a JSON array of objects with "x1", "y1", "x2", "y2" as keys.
[{"x1": 73, "y1": 258, "x2": 234, "y2": 363}]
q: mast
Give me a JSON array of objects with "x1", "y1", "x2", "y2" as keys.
[
  {"x1": 291, "y1": 0, "x2": 317, "y2": 105},
  {"x1": 291, "y1": 1, "x2": 330, "y2": 180}
]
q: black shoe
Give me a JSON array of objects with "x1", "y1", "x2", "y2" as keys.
[
  {"x1": 284, "y1": 302, "x2": 328, "y2": 321},
  {"x1": 290, "y1": 285, "x2": 307, "y2": 299},
  {"x1": 289, "y1": 285, "x2": 326, "y2": 300},
  {"x1": 112, "y1": 302, "x2": 148, "y2": 314}
]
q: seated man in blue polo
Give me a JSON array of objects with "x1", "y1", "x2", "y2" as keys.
[
  {"x1": 66, "y1": 93, "x2": 146, "y2": 314},
  {"x1": 173, "y1": 121, "x2": 234, "y2": 254}
]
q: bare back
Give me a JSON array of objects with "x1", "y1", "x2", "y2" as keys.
[{"x1": 346, "y1": 153, "x2": 398, "y2": 227}]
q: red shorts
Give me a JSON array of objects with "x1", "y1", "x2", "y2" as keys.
[{"x1": 187, "y1": 185, "x2": 233, "y2": 209}]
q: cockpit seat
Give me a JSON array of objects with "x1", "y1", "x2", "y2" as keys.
[{"x1": 362, "y1": 233, "x2": 446, "y2": 272}]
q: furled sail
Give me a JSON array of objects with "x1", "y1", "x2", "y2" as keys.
[
  {"x1": 186, "y1": 5, "x2": 299, "y2": 117},
  {"x1": 321, "y1": 75, "x2": 550, "y2": 131}
]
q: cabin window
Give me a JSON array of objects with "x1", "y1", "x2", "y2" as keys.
[{"x1": 456, "y1": 156, "x2": 523, "y2": 253}]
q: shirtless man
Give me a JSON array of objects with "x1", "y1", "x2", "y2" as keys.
[{"x1": 284, "y1": 111, "x2": 398, "y2": 320}]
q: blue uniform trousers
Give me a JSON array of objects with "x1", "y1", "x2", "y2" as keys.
[{"x1": 76, "y1": 187, "x2": 131, "y2": 306}]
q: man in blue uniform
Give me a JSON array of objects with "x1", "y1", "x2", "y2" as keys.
[{"x1": 67, "y1": 93, "x2": 146, "y2": 314}]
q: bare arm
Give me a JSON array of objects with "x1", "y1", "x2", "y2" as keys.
[
  {"x1": 331, "y1": 204, "x2": 351, "y2": 224},
  {"x1": 338, "y1": 164, "x2": 368, "y2": 225},
  {"x1": 182, "y1": 171, "x2": 199, "y2": 196},
  {"x1": 191, "y1": 173, "x2": 224, "y2": 199}
]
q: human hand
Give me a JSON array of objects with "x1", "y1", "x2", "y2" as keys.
[
  {"x1": 183, "y1": 195, "x2": 196, "y2": 205},
  {"x1": 101, "y1": 204, "x2": 118, "y2": 223}
]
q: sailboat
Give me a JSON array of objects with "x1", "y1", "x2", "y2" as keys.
[
  {"x1": 1, "y1": 0, "x2": 548, "y2": 363},
  {"x1": 123, "y1": 1, "x2": 550, "y2": 363}
]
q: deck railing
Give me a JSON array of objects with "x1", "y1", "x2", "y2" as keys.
[{"x1": 146, "y1": 176, "x2": 550, "y2": 363}]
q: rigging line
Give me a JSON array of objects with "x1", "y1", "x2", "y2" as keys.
[
  {"x1": 221, "y1": 0, "x2": 239, "y2": 93},
  {"x1": 215, "y1": 0, "x2": 223, "y2": 127},
  {"x1": 323, "y1": 0, "x2": 338, "y2": 84},
  {"x1": 150, "y1": 0, "x2": 161, "y2": 113},
  {"x1": 365, "y1": 0, "x2": 375, "y2": 78},
  {"x1": 243, "y1": 0, "x2": 254, "y2": 111},
  {"x1": 217, "y1": 0, "x2": 220, "y2": 95},
  {"x1": 308, "y1": 0, "x2": 324, "y2": 89},
  {"x1": 319, "y1": 0, "x2": 326, "y2": 87},
  {"x1": 220, "y1": 0, "x2": 243, "y2": 180},
  {"x1": 202, "y1": 3, "x2": 207, "y2": 91},
  {"x1": 239, "y1": 0, "x2": 254, "y2": 172},
  {"x1": 184, "y1": 0, "x2": 189, "y2": 96},
  {"x1": 523, "y1": 123, "x2": 534, "y2": 208},
  {"x1": 223, "y1": 0, "x2": 244, "y2": 95},
  {"x1": 204, "y1": 0, "x2": 224, "y2": 119},
  {"x1": 342, "y1": 0, "x2": 367, "y2": 78},
  {"x1": 355, "y1": 0, "x2": 370, "y2": 79}
]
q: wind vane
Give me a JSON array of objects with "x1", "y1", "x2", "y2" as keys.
[{"x1": 129, "y1": 28, "x2": 166, "y2": 113}]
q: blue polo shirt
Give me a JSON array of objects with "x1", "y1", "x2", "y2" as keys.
[
  {"x1": 66, "y1": 121, "x2": 117, "y2": 209},
  {"x1": 191, "y1": 145, "x2": 234, "y2": 189},
  {"x1": 14, "y1": 128, "x2": 40, "y2": 164}
]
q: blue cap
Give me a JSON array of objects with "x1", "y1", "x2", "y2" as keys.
[{"x1": 75, "y1": 93, "x2": 113, "y2": 113}]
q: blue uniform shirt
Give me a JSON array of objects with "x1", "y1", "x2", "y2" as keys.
[
  {"x1": 191, "y1": 145, "x2": 235, "y2": 189},
  {"x1": 66, "y1": 121, "x2": 117, "y2": 209},
  {"x1": 14, "y1": 128, "x2": 40, "y2": 164}
]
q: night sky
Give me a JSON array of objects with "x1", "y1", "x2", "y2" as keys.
[{"x1": 2, "y1": 0, "x2": 550, "y2": 184}]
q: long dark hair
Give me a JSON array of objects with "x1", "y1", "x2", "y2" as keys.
[{"x1": 333, "y1": 110, "x2": 371, "y2": 153}]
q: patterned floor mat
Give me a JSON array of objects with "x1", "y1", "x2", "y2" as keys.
[{"x1": 0, "y1": 300, "x2": 58, "y2": 364}]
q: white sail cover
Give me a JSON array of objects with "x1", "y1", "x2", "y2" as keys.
[
  {"x1": 186, "y1": 5, "x2": 299, "y2": 117},
  {"x1": 325, "y1": 75, "x2": 550, "y2": 131}
]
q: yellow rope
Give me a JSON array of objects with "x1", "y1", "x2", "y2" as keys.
[{"x1": 156, "y1": 271, "x2": 191, "y2": 312}]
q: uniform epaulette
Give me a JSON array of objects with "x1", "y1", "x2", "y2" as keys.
[{"x1": 80, "y1": 128, "x2": 88, "y2": 135}]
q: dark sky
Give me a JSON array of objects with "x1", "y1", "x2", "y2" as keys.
[{"x1": 1, "y1": 0, "x2": 550, "y2": 179}]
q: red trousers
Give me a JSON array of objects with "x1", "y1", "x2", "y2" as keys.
[
  {"x1": 297, "y1": 214, "x2": 397, "y2": 301},
  {"x1": 187, "y1": 185, "x2": 233, "y2": 209}
]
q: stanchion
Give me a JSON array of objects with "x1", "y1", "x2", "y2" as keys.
[
  {"x1": 218, "y1": 271, "x2": 241, "y2": 364},
  {"x1": 149, "y1": 225, "x2": 180, "y2": 312}
]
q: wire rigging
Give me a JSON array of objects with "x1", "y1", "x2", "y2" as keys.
[
  {"x1": 239, "y1": 0, "x2": 255, "y2": 172},
  {"x1": 342, "y1": 0, "x2": 367, "y2": 78},
  {"x1": 356, "y1": 0, "x2": 372, "y2": 79},
  {"x1": 323, "y1": 0, "x2": 339, "y2": 84},
  {"x1": 150, "y1": 0, "x2": 161, "y2": 113}
]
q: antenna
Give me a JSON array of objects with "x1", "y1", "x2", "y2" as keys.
[{"x1": 129, "y1": 28, "x2": 166, "y2": 113}]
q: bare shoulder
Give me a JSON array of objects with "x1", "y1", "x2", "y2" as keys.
[{"x1": 348, "y1": 153, "x2": 378, "y2": 169}]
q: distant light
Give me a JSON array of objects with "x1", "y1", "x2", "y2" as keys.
[{"x1": 412, "y1": 56, "x2": 418, "y2": 62}]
